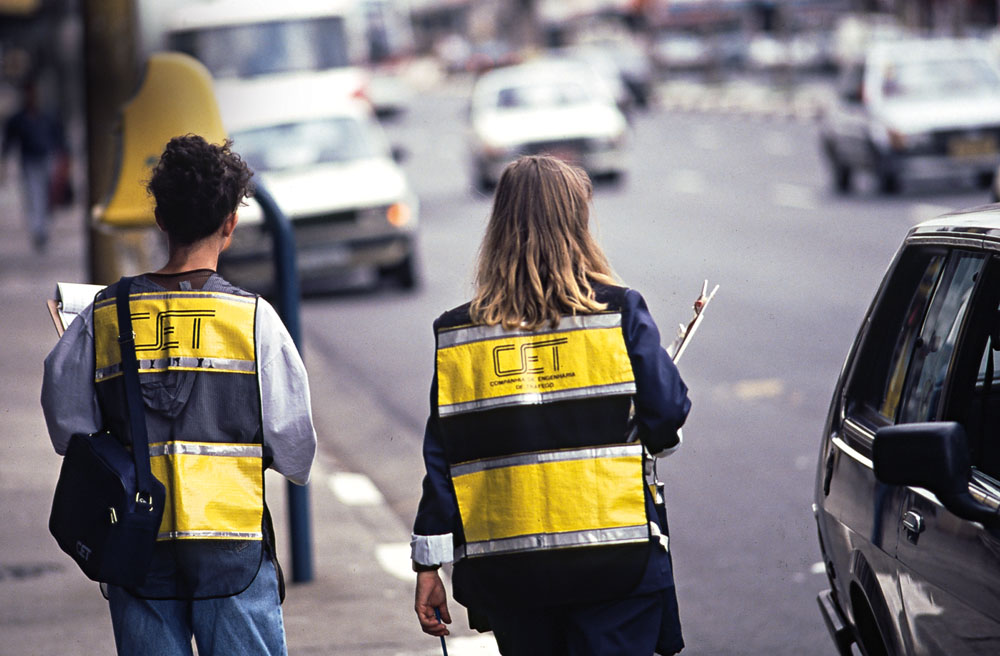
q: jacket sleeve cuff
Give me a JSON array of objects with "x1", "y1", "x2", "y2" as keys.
[
  {"x1": 650, "y1": 428, "x2": 683, "y2": 459},
  {"x1": 410, "y1": 532, "x2": 453, "y2": 568}
]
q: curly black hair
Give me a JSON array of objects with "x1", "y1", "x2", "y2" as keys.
[{"x1": 147, "y1": 135, "x2": 254, "y2": 246}]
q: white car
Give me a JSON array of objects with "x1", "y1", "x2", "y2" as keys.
[
  {"x1": 218, "y1": 89, "x2": 419, "y2": 292},
  {"x1": 468, "y1": 60, "x2": 629, "y2": 190},
  {"x1": 820, "y1": 38, "x2": 1000, "y2": 194}
]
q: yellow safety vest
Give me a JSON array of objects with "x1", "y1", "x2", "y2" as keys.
[{"x1": 93, "y1": 281, "x2": 266, "y2": 598}]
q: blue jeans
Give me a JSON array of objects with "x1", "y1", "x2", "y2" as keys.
[
  {"x1": 21, "y1": 156, "x2": 50, "y2": 247},
  {"x1": 108, "y1": 558, "x2": 286, "y2": 656}
]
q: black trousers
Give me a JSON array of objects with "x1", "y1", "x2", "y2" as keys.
[{"x1": 485, "y1": 590, "x2": 677, "y2": 656}]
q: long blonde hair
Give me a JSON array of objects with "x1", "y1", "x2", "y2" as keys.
[{"x1": 469, "y1": 155, "x2": 617, "y2": 330}]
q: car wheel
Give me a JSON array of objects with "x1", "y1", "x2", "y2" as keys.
[
  {"x1": 380, "y1": 253, "x2": 418, "y2": 290},
  {"x1": 823, "y1": 139, "x2": 851, "y2": 194},
  {"x1": 878, "y1": 171, "x2": 901, "y2": 195},
  {"x1": 832, "y1": 160, "x2": 852, "y2": 194},
  {"x1": 473, "y1": 160, "x2": 495, "y2": 194},
  {"x1": 850, "y1": 586, "x2": 890, "y2": 656},
  {"x1": 596, "y1": 170, "x2": 625, "y2": 187},
  {"x1": 977, "y1": 171, "x2": 995, "y2": 190}
]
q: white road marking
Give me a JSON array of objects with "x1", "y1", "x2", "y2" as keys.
[
  {"x1": 909, "y1": 203, "x2": 956, "y2": 224},
  {"x1": 375, "y1": 542, "x2": 414, "y2": 583},
  {"x1": 794, "y1": 455, "x2": 813, "y2": 471},
  {"x1": 392, "y1": 636, "x2": 501, "y2": 656},
  {"x1": 328, "y1": 472, "x2": 385, "y2": 506},
  {"x1": 438, "y1": 636, "x2": 502, "y2": 654},
  {"x1": 732, "y1": 378, "x2": 785, "y2": 400},
  {"x1": 763, "y1": 131, "x2": 794, "y2": 157},
  {"x1": 669, "y1": 169, "x2": 708, "y2": 195},
  {"x1": 692, "y1": 125, "x2": 723, "y2": 150},
  {"x1": 771, "y1": 182, "x2": 817, "y2": 210}
]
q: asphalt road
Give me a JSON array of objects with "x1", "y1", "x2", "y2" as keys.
[{"x1": 298, "y1": 81, "x2": 995, "y2": 655}]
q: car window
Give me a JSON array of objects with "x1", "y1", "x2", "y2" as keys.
[
  {"x1": 838, "y1": 63, "x2": 864, "y2": 103},
  {"x1": 877, "y1": 257, "x2": 945, "y2": 420},
  {"x1": 943, "y1": 259, "x2": 1000, "y2": 481},
  {"x1": 897, "y1": 252, "x2": 985, "y2": 423},
  {"x1": 846, "y1": 248, "x2": 946, "y2": 428},
  {"x1": 233, "y1": 116, "x2": 386, "y2": 172},
  {"x1": 494, "y1": 82, "x2": 591, "y2": 109},
  {"x1": 170, "y1": 16, "x2": 351, "y2": 79},
  {"x1": 880, "y1": 56, "x2": 1000, "y2": 99}
]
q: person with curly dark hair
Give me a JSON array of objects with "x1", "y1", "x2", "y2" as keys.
[{"x1": 42, "y1": 134, "x2": 317, "y2": 655}]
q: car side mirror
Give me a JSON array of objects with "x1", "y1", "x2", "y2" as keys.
[{"x1": 874, "y1": 422, "x2": 998, "y2": 524}]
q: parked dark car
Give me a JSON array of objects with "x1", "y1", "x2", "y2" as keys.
[{"x1": 814, "y1": 205, "x2": 1000, "y2": 655}]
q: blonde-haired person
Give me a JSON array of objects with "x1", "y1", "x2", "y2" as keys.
[{"x1": 411, "y1": 155, "x2": 691, "y2": 655}]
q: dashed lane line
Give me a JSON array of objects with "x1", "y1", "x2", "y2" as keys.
[
  {"x1": 668, "y1": 169, "x2": 708, "y2": 195},
  {"x1": 771, "y1": 182, "x2": 817, "y2": 211},
  {"x1": 328, "y1": 471, "x2": 386, "y2": 506},
  {"x1": 731, "y1": 377, "x2": 785, "y2": 401},
  {"x1": 375, "y1": 542, "x2": 414, "y2": 583}
]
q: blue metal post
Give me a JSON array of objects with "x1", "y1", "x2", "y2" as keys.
[{"x1": 254, "y1": 184, "x2": 313, "y2": 583}]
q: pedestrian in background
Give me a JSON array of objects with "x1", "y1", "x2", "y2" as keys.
[
  {"x1": 41, "y1": 135, "x2": 317, "y2": 656},
  {"x1": 411, "y1": 154, "x2": 691, "y2": 655},
  {"x1": 1, "y1": 77, "x2": 68, "y2": 252}
]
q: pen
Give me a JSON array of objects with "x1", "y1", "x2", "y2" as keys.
[{"x1": 434, "y1": 607, "x2": 449, "y2": 656}]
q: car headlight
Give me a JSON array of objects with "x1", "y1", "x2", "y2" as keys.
[
  {"x1": 386, "y1": 202, "x2": 413, "y2": 228},
  {"x1": 359, "y1": 202, "x2": 416, "y2": 229},
  {"x1": 887, "y1": 128, "x2": 932, "y2": 152}
]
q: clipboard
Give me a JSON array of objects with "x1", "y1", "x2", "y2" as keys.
[{"x1": 47, "y1": 282, "x2": 106, "y2": 336}]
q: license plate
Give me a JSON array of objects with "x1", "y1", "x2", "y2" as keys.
[
  {"x1": 948, "y1": 135, "x2": 997, "y2": 158},
  {"x1": 297, "y1": 245, "x2": 350, "y2": 270},
  {"x1": 544, "y1": 147, "x2": 581, "y2": 164}
]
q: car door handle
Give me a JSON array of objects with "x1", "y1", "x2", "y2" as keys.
[{"x1": 902, "y1": 510, "x2": 925, "y2": 536}]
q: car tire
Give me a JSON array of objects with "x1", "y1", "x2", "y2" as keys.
[
  {"x1": 822, "y1": 139, "x2": 851, "y2": 194},
  {"x1": 832, "y1": 160, "x2": 852, "y2": 194},
  {"x1": 380, "y1": 253, "x2": 418, "y2": 290},
  {"x1": 596, "y1": 170, "x2": 625, "y2": 187},
  {"x1": 850, "y1": 587, "x2": 890, "y2": 656},
  {"x1": 977, "y1": 171, "x2": 995, "y2": 190},
  {"x1": 878, "y1": 171, "x2": 901, "y2": 195},
  {"x1": 473, "y1": 160, "x2": 495, "y2": 194}
]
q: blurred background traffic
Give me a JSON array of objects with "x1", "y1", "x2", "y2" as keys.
[{"x1": 6, "y1": 1, "x2": 1000, "y2": 654}]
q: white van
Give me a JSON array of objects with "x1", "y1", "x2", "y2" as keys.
[
  {"x1": 139, "y1": 0, "x2": 420, "y2": 292},
  {"x1": 160, "y1": 0, "x2": 370, "y2": 105}
]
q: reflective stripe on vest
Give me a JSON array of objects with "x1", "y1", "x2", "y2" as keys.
[
  {"x1": 436, "y1": 313, "x2": 636, "y2": 417},
  {"x1": 149, "y1": 442, "x2": 263, "y2": 540},
  {"x1": 92, "y1": 291, "x2": 257, "y2": 381},
  {"x1": 451, "y1": 444, "x2": 648, "y2": 558}
]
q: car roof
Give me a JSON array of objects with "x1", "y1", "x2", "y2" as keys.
[
  {"x1": 474, "y1": 59, "x2": 602, "y2": 89},
  {"x1": 167, "y1": 0, "x2": 356, "y2": 32},
  {"x1": 471, "y1": 59, "x2": 615, "y2": 104},
  {"x1": 219, "y1": 86, "x2": 374, "y2": 133},
  {"x1": 910, "y1": 204, "x2": 1000, "y2": 246},
  {"x1": 867, "y1": 37, "x2": 994, "y2": 62}
]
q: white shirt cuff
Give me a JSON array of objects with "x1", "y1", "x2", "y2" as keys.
[{"x1": 410, "y1": 533, "x2": 454, "y2": 566}]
